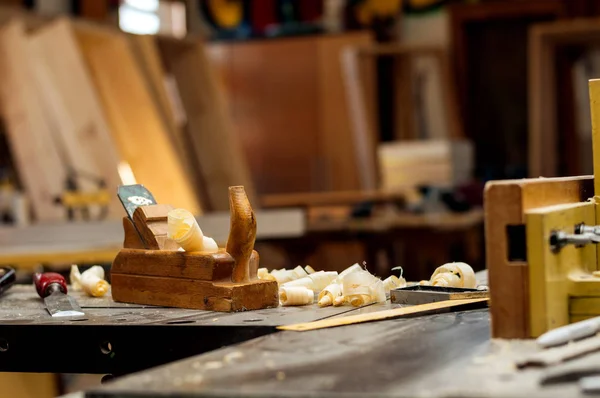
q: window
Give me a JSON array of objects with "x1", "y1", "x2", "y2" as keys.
[{"x1": 119, "y1": 0, "x2": 186, "y2": 37}]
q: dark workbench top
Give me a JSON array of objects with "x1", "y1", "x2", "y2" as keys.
[
  {"x1": 83, "y1": 309, "x2": 592, "y2": 398},
  {"x1": 0, "y1": 271, "x2": 491, "y2": 376},
  {"x1": 0, "y1": 285, "x2": 357, "y2": 375}
]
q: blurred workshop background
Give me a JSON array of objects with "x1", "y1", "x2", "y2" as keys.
[{"x1": 1, "y1": 0, "x2": 599, "y2": 395}]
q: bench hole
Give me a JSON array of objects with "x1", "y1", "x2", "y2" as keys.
[
  {"x1": 166, "y1": 320, "x2": 196, "y2": 325},
  {"x1": 506, "y1": 224, "x2": 527, "y2": 262},
  {"x1": 100, "y1": 341, "x2": 112, "y2": 355},
  {"x1": 0, "y1": 338, "x2": 8, "y2": 352}
]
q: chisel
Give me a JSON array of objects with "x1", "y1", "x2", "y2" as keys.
[
  {"x1": 537, "y1": 316, "x2": 600, "y2": 348},
  {"x1": 34, "y1": 272, "x2": 86, "y2": 318},
  {"x1": 0, "y1": 266, "x2": 15, "y2": 297}
]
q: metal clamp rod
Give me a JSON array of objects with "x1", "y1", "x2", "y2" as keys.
[
  {"x1": 575, "y1": 223, "x2": 600, "y2": 236},
  {"x1": 550, "y1": 231, "x2": 600, "y2": 253}
]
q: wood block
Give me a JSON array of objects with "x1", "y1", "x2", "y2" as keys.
[
  {"x1": 111, "y1": 273, "x2": 278, "y2": 312},
  {"x1": 484, "y1": 176, "x2": 594, "y2": 338},
  {"x1": 132, "y1": 204, "x2": 175, "y2": 250},
  {"x1": 526, "y1": 201, "x2": 596, "y2": 337}
]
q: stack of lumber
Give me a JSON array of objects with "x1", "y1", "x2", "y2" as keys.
[
  {"x1": 0, "y1": 14, "x2": 255, "y2": 223},
  {"x1": 377, "y1": 139, "x2": 473, "y2": 190}
]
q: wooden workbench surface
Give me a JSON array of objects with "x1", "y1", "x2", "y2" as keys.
[
  {"x1": 80, "y1": 308, "x2": 589, "y2": 398},
  {"x1": 0, "y1": 285, "x2": 352, "y2": 374}
]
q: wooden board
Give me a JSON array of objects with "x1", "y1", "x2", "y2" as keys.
[
  {"x1": 157, "y1": 36, "x2": 256, "y2": 211},
  {"x1": 378, "y1": 139, "x2": 473, "y2": 190},
  {"x1": 317, "y1": 33, "x2": 372, "y2": 191},
  {"x1": 127, "y1": 34, "x2": 194, "y2": 184},
  {"x1": 206, "y1": 32, "x2": 373, "y2": 195},
  {"x1": 0, "y1": 20, "x2": 66, "y2": 222},
  {"x1": 484, "y1": 176, "x2": 594, "y2": 338},
  {"x1": 27, "y1": 18, "x2": 123, "y2": 218},
  {"x1": 278, "y1": 298, "x2": 488, "y2": 331},
  {"x1": 72, "y1": 22, "x2": 201, "y2": 214},
  {"x1": 340, "y1": 44, "x2": 379, "y2": 190}
]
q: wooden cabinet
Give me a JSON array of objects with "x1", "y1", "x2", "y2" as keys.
[{"x1": 207, "y1": 32, "x2": 373, "y2": 195}]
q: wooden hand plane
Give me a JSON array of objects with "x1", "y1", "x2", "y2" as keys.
[{"x1": 111, "y1": 185, "x2": 279, "y2": 312}]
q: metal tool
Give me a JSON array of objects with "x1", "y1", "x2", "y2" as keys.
[
  {"x1": 537, "y1": 316, "x2": 600, "y2": 348},
  {"x1": 0, "y1": 266, "x2": 15, "y2": 297},
  {"x1": 581, "y1": 375, "x2": 600, "y2": 393},
  {"x1": 549, "y1": 230, "x2": 600, "y2": 253},
  {"x1": 117, "y1": 184, "x2": 157, "y2": 221},
  {"x1": 575, "y1": 223, "x2": 600, "y2": 236},
  {"x1": 33, "y1": 273, "x2": 85, "y2": 318},
  {"x1": 390, "y1": 285, "x2": 489, "y2": 305}
]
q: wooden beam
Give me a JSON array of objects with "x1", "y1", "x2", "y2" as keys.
[
  {"x1": 0, "y1": 20, "x2": 66, "y2": 222},
  {"x1": 73, "y1": 22, "x2": 201, "y2": 214},
  {"x1": 27, "y1": 18, "x2": 123, "y2": 219},
  {"x1": 157, "y1": 36, "x2": 256, "y2": 211}
]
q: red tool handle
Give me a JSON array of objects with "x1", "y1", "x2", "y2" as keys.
[{"x1": 33, "y1": 272, "x2": 67, "y2": 298}]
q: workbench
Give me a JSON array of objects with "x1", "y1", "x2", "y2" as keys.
[
  {"x1": 1, "y1": 269, "x2": 488, "y2": 377},
  {"x1": 8, "y1": 271, "x2": 582, "y2": 398},
  {"x1": 73, "y1": 308, "x2": 589, "y2": 398},
  {"x1": 0, "y1": 285, "x2": 354, "y2": 375}
]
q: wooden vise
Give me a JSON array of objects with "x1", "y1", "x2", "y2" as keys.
[
  {"x1": 111, "y1": 186, "x2": 279, "y2": 312},
  {"x1": 486, "y1": 79, "x2": 600, "y2": 338}
]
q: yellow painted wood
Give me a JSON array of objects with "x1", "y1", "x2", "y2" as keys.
[
  {"x1": 571, "y1": 315, "x2": 596, "y2": 323},
  {"x1": 526, "y1": 201, "x2": 596, "y2": 337},
  {"x1": 0, "y1": 248, "x2": 119, "y2": 268},
  {"x1": 0, "y1": 373, "x2": 58, "y2": 398},
  {"x1": 570, "y1": 297, "x2": 600, "y2": 315},
  {"x1": 589, "y1": 79, "x2": 600, "y2": 197},
  {"x1": 278, "y1": 298, "x2": 489, "y2": 332},
  {"x1": 589, "y1": 80, "x2": 600, "y2": 266}
]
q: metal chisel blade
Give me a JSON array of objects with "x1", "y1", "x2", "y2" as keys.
[
  {"x1": 117, "y1": 184, "x2": 157, "y2": 220},
  {"x1": 44, "y1": 291, "x2": 86, "y2": 318}
]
